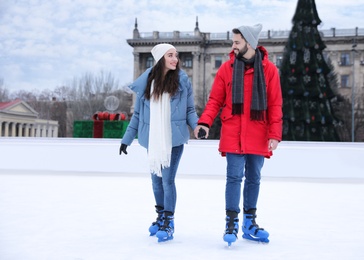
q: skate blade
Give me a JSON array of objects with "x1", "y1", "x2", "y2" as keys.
[
  {"x1": 242, "y1": 233, "x2": 269, "y2": 243},
  {"x1": 223, "y1": 234, "x2": 237, "y2": 247},
  {"x1": 157, "y1": 232, "x2": 174, "y2": 243},
  {"x1": 157, "y1": 236, "x2": 173, "y2": 243}
]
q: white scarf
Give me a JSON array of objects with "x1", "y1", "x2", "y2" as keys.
[{"x1": 148, "y1": 81, "x2": 172, "y2": 177}]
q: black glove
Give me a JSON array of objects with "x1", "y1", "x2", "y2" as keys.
[
  {"x1": 119, "y1": 143, "x2": 128, "y2": 155},
  {"x1": 198, "y1": 128, "x2": 207, "y2": 139}
]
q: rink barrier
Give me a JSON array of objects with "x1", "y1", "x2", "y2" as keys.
[{"x1": 0, "y1": 138, "x2": 363, "y2": 179}]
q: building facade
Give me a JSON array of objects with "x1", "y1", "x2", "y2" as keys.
[
  {"x1": 127, "y1": 18, "x2": 364, "y2": 110},
  {"x1": 0, "y1": 99, "x2": 58, "y2": 137}
]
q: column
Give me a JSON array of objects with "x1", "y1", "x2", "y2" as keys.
[
  {"x1": 132, "y1": 52, "x2": 140, "y2": 79},
  {"x1": 25, "y1": 124, "x2": 30, "y2": 137},
  {"x1": 42, "y1": 125, "x2": 47, "y2": 137},
  {"x1": 0, "y1": 121, "x2": 2, "y2": 136},
  {"x1": 47, "y1": 125, "x2": 52, "y2": 137},
  {"x1": 17, "y1": 123, "x2": 24, "y2": 137},
  {"x1": 203, "y1": 53, "x2": 211, "y2": 106},
  {"x1": 30, "y1": 124, "x2": 35, "y2": 137},
  {"x1": 192, "y1": 51, "x2": 201, "y2": 105},
  {"x1": 4, "y1": 122, "x2": 9, "y2": 137},
  {"x1": 52, "y1": 125, "x2": 58, "y2": 137},
  {"x1": 11, "y1": 122, "x2": 16, "y2": 137},
  {"x1": 36, "y1": 124, "x2": 41, "y2": 137},
  {"x1": 130, "y1": 52, "x2": 140, "y2": 114}
]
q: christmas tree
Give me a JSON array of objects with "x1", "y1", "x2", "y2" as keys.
[{"x1": 280, "y1": 0, "x2": 340, "y2": 141}]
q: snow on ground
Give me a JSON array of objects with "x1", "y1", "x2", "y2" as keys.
[{"x1": 1, "y1": 169, "x2": 364, "y2": 260}]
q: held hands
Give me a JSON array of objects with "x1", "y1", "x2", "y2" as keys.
[
  {"x1": 198, "y1": 128, "x2": 207, "y2": 139},
  {"x1": 119, "y1": 143, "x2": 128, "y2": 155},
  {"x1": 194, "y1": 125, "x2": 209, "y2": 139}
]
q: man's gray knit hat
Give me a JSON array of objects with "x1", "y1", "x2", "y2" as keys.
[{"x1": 237, "y1": 24, "x2": 263, "y2": 50}]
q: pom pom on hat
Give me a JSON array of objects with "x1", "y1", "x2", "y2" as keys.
[
  {"x1": 237, "y1": 24, "x2": 263, "y2": 50},
  {"x1": 151, "y1": 43, "x2": 176, "y2": 63}
]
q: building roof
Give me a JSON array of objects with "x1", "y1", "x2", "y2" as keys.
[
  {"x1": 0, "y1": 99, "x2": 22, "y2": 110},
  {"x1": 0, "y1": 99, "x2": 39, "y2": 117}
]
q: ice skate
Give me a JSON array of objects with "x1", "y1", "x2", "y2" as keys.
[
  {"x1": 149, "y1": 206, "x2": 164, "y2": 236},
  {"x1": 156, "y1": 211, "x2": 174, "y2": 242},
  {"x1": 242, "y1": 209, "x2": 269, "y2": 243},
  {"x1": 223, "y1": 211, "x2": 239, "y2": 247}
]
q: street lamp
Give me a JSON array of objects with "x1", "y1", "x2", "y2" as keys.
[{"x1": 351, "y1": 40, "x2": 357, "y2": 142}]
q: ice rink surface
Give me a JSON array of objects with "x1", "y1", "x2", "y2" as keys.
[{"x1": 1, "y1": 169, "x2": 363, "y2": 260}]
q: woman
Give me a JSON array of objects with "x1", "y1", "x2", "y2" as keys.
[{"x1": 119, "y1": 43, "x2": 198, "y2": 242}]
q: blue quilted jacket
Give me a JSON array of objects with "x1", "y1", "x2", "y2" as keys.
[{"x1": 121, "y1": 67, "x2": 198, "y2": 149}]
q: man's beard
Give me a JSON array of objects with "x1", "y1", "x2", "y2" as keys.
[{"x1": 235, "y1": 43, "x2": 248, "y2": 60}]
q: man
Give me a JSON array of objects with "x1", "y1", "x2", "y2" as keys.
[{"x1": 194, "y1": 24, "x2": 282, "y2": 246}]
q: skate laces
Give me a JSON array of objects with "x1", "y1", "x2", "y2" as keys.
[
  {"x1": 246, "y1": 214, "x2": 264, "y2": 235},
  {"x1": 161, "y1": 216, "x2": 174, "y2": 229},
  {"x1": 152, "y1": 213, "x2": 164, "y2": 226},
  {"x1": 160, "y1": 216, "x2": 174, "y2": 234},
  {"x1": 225, "y1": 216, "x2": 239, "y2": 235}
]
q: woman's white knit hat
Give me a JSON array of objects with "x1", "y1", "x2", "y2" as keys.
[
  {"x1": 151, "y1": 43, "x2": 176, "y2": 63},
  {"x1": 237, "y1": 24, "x2": 263, "y2": 50}
]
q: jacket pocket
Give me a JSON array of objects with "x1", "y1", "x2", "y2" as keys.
[
  {"x1": 220, "y1": 106, "x2": 233, "y2": 122},
  {"x1": 171, "y1": 120, "x2": 188, "y2": 145}
]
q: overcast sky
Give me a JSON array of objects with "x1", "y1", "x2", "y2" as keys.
[{"x1": 0, "y1": 0, "x2": 363, "y2": 93}]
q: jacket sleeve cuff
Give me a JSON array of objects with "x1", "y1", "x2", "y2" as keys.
[{"x1": 198, "y1": 123, "x2": 210, "y2": 128}]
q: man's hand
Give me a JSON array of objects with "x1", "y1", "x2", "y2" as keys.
[{"x1": 268, "y1": 139, "x2": 279, "y2": 151}]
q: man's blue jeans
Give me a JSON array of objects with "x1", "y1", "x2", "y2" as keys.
[
  {"x1": 151, "y1": 144, "x2": 184, "y2": 214},
  {"x1": 225, "y1": 153, "x2": 264, "y2": 213}
]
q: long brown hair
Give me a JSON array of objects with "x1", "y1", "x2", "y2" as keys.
[{"x1": 144, "y1": 56, "x2": 180, "y2": 100}]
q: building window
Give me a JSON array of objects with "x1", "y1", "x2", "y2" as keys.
[
  {"x1": 146, "y1": 56, "x2": 154, "y2": 68},
  {"x1": 183, "y1": 56, "x2": 192, "y2": 68},
  {"x1": 341, "y1": 75, "x2": 350, "y2": 88},
  {"x1": 215, "y1": 56, "x2": 222, "y2": 68},
  {"x1": 276, "y1": 55, "x2": 283, "y2": 68},
  {"x1": 339, "y1": 53, "x2": 350, "y2": 66}
]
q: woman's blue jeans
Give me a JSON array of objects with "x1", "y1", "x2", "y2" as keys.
[
  {"x1": 151, "y1": 144, "x2": 184, "y2": 214},
  {"x1": 225, "y1": 153, "x2": 264, "y2": 213}
]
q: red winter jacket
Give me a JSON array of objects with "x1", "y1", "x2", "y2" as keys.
[{"x1": 198, "y1": 46, "x2": 282, "y2": 158}]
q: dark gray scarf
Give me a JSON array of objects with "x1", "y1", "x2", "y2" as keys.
[{"x1": 232, "y1": 49, "x2": 267, "y2": 121}]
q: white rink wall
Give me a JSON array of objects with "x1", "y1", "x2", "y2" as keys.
[{"x1": 0, "y1": 138, "x2": 363, "y2": 179}]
